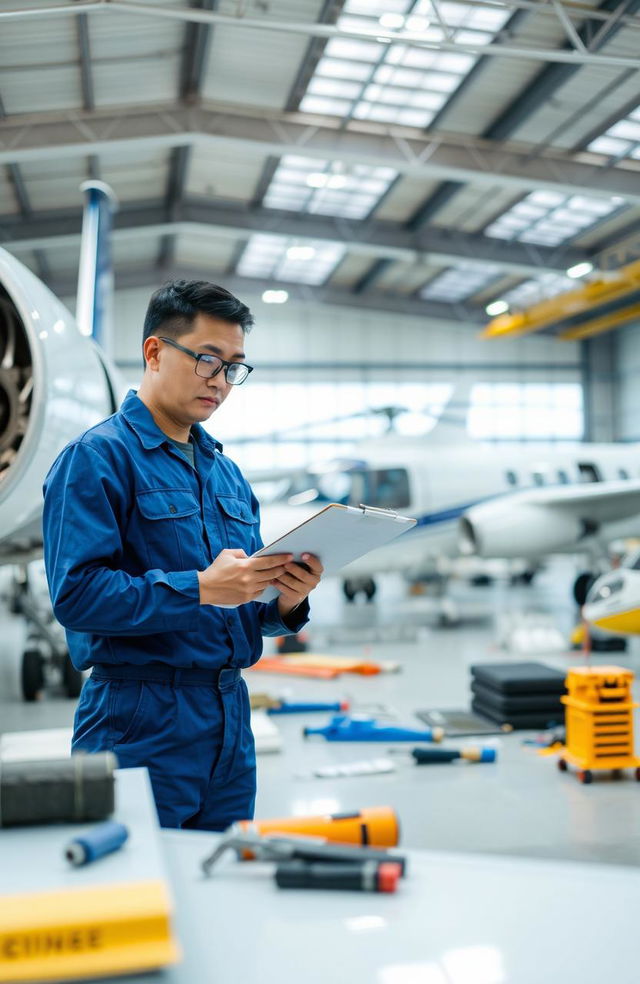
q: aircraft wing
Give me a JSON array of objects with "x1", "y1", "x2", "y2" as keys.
[
  {"x1": 460, "y1": 479, "x2": 640, "y2": 558},
  {"x1": 521, "y1": 479, "x2": 640, "y2": 523}
]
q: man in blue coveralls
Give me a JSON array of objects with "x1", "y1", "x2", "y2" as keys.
[{"x1": 43, "y1": 280, "x2": 323, "y2": 830}]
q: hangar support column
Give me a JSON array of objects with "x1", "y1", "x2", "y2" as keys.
[{"x1": 581, "y1": 335, "x2": 616, "y2": 444}]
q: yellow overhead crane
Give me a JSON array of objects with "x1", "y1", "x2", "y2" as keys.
[{"x1": 482, "y1": 257, "x2": 640, "y2": 341}]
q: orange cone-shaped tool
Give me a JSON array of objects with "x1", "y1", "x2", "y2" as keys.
[{"x1": 234, "y1": 806, "x2": 399, "y2": 852}]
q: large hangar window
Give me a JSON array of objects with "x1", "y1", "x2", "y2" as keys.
[
  {"x1": 467, "y1": 384, "x2": 583, "y2": 440},
  {"x1": 207, "y1": 381, "x2": 452, "y2": 472}
]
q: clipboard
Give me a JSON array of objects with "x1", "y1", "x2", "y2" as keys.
[{"x1": 254, "y1": 502, "x2": 417, "y2": 604}]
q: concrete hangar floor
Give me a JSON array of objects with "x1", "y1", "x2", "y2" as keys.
[{"x1": 2, "y1": 560, "x2": 640, "y2": 868}]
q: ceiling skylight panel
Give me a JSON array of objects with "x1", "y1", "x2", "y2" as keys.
[
  {"x1": 263, "y1": 154, "x2": 397, "y2": 219},
  {"x1": 486, "y1": 191, "x2": 624, "y2": 247},
  {"x1": 300, "y1": 96, "x2": 353, "y2": 116},
  {"x1": 315, "y1": 57, "x2": 373, "y2": 81},
  {"x1": 297, "y1": 2, "x2": 511, "y2": 132},
  {"x1": 237, "y1": 236, "x2": 345, "y2": 285},
  {"x1": 345, "y1": 0, "x2": 407, "y2": 14},
  {"x1": 608, "y1": 119, "x2": 640, "y2": 143},
  {"x1": 323, "y1": 38, "x2": 385, "y2": 61},
  {"x1": 421, "y1": 262, "x2": 500, "y2": 301},
  {"x1": 308, "y1": 77, "x2": 362, "y2": 100},
  {"x1": 588, "y1": 104, "x2": 640, "y2": 162}
]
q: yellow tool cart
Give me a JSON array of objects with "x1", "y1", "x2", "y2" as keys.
[{"x1": 558, "y1": 665, "x2": 640, "y2": 784}]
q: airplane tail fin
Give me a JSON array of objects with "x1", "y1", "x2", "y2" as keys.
[
  {"x1": 426, "y1": 379, "x2": 474, "y2": 444},
  {"x1": 76, "y1": 181, "x2": 118, "y2": 358}
]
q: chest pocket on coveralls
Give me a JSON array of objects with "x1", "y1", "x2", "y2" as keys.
[
  {"x1": 135, "y1": 488, "x2": 202, "y2": 568},
  {"x1": 217, "y1": 494, "x2": 257, "y2": 553}
]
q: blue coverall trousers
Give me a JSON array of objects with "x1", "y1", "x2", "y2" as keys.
[{"x1": 72, "y1": 663, "x2": 256, "y2": 831}]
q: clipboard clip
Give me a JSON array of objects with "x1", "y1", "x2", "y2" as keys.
[{"x1": 358, "y1": 503, "x2": 401, "y2": 519}]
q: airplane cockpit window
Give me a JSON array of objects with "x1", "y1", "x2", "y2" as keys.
[
  {"x1": 578, "y1": 462, "x2": 602, "y2": 483},
  {"x1": 354, "y1": 468, "x2": 410, "y2": 509},
  {"x1": 557, "y1": 469, "x2": 569, "y2": 484},
  {"x1": 586, "y1": 577, "x2": 625, "y2": 604},
  {"x1": 505, "y1": 470, "x2": 518, "y2": 486},
  {"x1": 618, "y1": 468, "x2": 629, "y2": 480}
]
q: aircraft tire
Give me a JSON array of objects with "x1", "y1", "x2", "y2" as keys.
[
  {"x1": 21, "y1": 648, "x2": 44, "y2": 702},
  {"x1": 363, "y1": 578, "x2": 377, "y2": 601},
  {"x1": 573, "y1": 572, "x2": 596, "y2": 607},
  {"x1": 342, "y1": 580, "x2": 357, "y2": 603}
]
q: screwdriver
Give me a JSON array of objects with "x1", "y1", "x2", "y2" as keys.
[{"x1": 410, "y1": 746, "x2": 497, "y2": 764}]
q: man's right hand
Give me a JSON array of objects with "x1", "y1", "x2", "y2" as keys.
[{"x1": 197, "y1": 549, "x2": 293, "y2": 607}]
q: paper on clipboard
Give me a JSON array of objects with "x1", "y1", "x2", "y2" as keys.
[{"x1": 254, "y1": 502, "x2": 417, "y2": 604}]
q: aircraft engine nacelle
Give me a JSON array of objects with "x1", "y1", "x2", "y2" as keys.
[
  {"x1": 459, "y1": 499, "x2": 584, "y2": 558},
  {"x1": 0, "y1": 248, "x2": 116, "y2": 563}
]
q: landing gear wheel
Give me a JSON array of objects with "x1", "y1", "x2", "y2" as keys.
[
  {"x1": 21, "y1": 648, "x2": 44, "y2": 702},
  {"x1": 62, "y1": 653, "x2": 83, "y2": 699},
  {"x1": 557, "y1": 758, "x2": 568, "y2": 772},
  {"x1": 578, "y1": 769, "x2": 593, "y2": 784},
  {"x1": 342, "y1": 580, "x2": 357, "y2": 603},
  {"x1": 363, "y1": 578, "x2": 377, "y2": 601}
]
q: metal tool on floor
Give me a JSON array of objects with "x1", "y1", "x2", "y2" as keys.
[
  {"x1": 303, "y1": 714, "x2": 444, "y2": 743},
  {"x1": 296, "y1": 757, "x2": 397, "y2": 779}
]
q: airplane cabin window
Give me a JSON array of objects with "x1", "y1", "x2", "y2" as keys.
[
  {"x1": 505, "y1": 470, "x2": 518, "y2": 486},
  {"x1": 532, "y1": 472, "x2": 546, "y2": 486},
  {"x1": 618, "y1": 468, "x2": 629, "y2": 480},
  {"x1": 557, "y1": 469, "x2": 569, "y2": 484},
  {"x1": 577, "y1": 462, "x2": 602, "y2": 483}
]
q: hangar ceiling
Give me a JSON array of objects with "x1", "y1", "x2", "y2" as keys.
[{"x1": 1, "y1": 0, "x2": 640, "y2": 330}]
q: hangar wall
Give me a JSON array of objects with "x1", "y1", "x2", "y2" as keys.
[{"x1": 91, "y1": 287, "x2": 583, "y2": 385}]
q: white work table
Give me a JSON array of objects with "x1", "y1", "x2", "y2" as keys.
[
  {"x1": 152, "y1": 826, "x2": 640, "y2": 984},
  {"x1": 3, "y1": 769, "x2": 639, "y2": 984}
]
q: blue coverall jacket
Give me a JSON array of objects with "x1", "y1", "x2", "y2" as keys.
[{"x1": 43, "y1": 389, "x2": 309, "y2": 829}]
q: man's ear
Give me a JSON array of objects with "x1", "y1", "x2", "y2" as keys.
[{"x1": 143, "y1": 336, "x2": 161, "y2": 370}]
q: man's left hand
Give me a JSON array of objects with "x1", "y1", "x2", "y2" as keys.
[{"x1": 275, "y1": 553, "x2": 323, "y2": 618}]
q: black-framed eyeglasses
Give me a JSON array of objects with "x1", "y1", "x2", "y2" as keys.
[{"x1": 159, "y1": 336, "x2": 254, "y2": 386}]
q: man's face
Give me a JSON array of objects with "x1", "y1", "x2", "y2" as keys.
[{"x1": 150, "y1": 313, "x2": 246, "y2": 426}]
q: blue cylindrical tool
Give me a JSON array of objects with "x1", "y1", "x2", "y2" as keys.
[
  {"x1": 303, "y1": 714, "x2": 444, "y2": 742},
  {"x1": 65, "y1": 820, "x2": 129, "y2": 866}
]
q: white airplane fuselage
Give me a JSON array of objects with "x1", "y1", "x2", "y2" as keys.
[{"x1": 256, "y1": 438, "x2": 640, "y2": 582}]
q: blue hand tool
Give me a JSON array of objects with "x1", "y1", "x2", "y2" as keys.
[
  {"x1": 303, "y1": 714, "x2": 444, "y2": 742},
  {"x1": 64, "y1": 820, "x2": 129, "y2": 866},
  {"x1": 267, "y1": 700, "x2": 350, "y2": 715}
]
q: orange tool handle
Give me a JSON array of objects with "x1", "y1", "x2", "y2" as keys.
[{"x1": 236, "y1": 806, "x2": 399, "y2": 850}]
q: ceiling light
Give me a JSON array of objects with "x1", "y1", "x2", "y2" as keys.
[
  {"x1": 485, "y1": 300, "x2": 509, "y2": 316},
  {"x1": 262, "y1": 290, "x2": 289, "y2": 304},
  {"x1": 306, "y1": 173, "x2": 328, "y2": 188},
  {"x1": 327, "y1": 174, "x2": 347, "y2": 189},
  {"x1": 379, "y1": 13, "x2": 405, "y2": 29},
  {"x1": 286, "y1": 245, "x2": 316, "y2": 261},
  {"x1": 566, "y1": 262, "x2": 594, "y2": 279}
]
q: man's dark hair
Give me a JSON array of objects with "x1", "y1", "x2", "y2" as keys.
[{"x1": 142, "y1": 280, "x2": 254, "y2": 354}]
